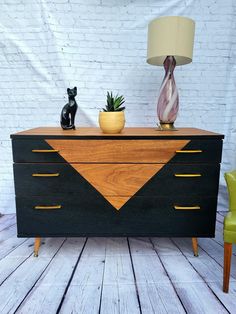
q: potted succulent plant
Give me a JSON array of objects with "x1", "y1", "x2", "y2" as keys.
[{"x1": 99, "y1": 91, "x2": 126, "y2": 133}]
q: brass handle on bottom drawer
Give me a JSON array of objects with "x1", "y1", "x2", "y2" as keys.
[
  {"x1": 174, "y1": 174, "x2": 202, "y2": 178},
  {"x1": 175, "y1": 150, "x2": 203, "y2": 153},
  {"x1": 174, "y1": 205, "x2": 201, "y2": 210},
  {"x1": 34, "y1": 205, "x2": 62, "y2": 210},
  {"x1": 32, "y1": 173, "x2": 60, "y2": 177},
  {"x1": 32, "y1": 149, "x2": 59, "y2": 153}
]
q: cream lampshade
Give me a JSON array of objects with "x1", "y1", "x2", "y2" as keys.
[{"x1": 147, "y1": 16, "x2": 195, "y2": 130}]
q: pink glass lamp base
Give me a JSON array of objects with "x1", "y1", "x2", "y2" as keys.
[{"x1": 157, "y1": 56, "x2": 179, "y2": 131}]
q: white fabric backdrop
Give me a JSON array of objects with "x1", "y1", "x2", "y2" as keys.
[{"x1": 0, "y1": 0, "x2": 235, "y2": 213}]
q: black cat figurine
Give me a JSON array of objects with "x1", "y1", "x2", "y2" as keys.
[{"x1": 60, "y1": 87, "x2": 78, "y2": 130}]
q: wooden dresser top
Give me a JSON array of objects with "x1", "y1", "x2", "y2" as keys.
[{"x1": 11, "y1": 127, "x2": 224, "y2": 140}]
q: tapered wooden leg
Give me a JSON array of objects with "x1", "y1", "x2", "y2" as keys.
[
  {"x1": 192, "y1": 237, "x2": 198, "y2": 257},
  {"x1": 223, "y1": 242, "x2": 232, "y2": 293},
  {"x1": 34, "y1": 237, "x2": 41, "y2": 257}
]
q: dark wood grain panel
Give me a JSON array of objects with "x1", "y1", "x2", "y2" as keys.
[
  {"x1": 13, "y1": 163, "x2": 100, "y2": 197},
  {"x1": 171, "y1": 139, "x2": 223, "y2": 164},
  {"x1": 104, "y1": 196, "x2": 130, "y2": 210},
  {"x1": 138, "y1": 163, "x2": 220, "y2": 197},
  {"x1": 15, "y1": 195, "x2": 217, "y2": 237},
  {"x1": 12, "y1": 139, "x2": 65, "y2": 163},
  {"x1": 13, "y1": 163, "x2": 220, "y2": 198},
  {"x1": 12, "y1": 138, "x2": 222, "y2": 164}
]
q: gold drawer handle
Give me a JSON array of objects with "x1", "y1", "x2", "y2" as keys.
[
  {"x1": 175, "y1": 150, "x2": 203, "y2": 154},
  {"x1": 174, "y1": 174, "x2": 202, "y2": 178},
  {"x1": 32, "y1": 173, "x2": 60, "y2": 177},
  {"x1": 174, "y1": 205, "x2": 201, "y2": 210},
  {"x1": 34, "y1": 205, "x2": 62, "y2": 210},
  {"x1": 32, "y1": 149, "x2": 59, "y2": 153}
]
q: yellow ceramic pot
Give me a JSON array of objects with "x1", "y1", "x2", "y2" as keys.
[{"x1": 99, "y1": 111, "x2": 125, "y2": 134}]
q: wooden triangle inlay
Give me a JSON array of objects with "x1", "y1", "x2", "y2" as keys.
[
  {"x1": 46, "y1": 138, "x2": 190, "y2": 209},
  {"x1": 46, "y1": 139, "x2": 190, "y2": 163},
  {"x1": 71, "y1": 164, "x2": 164, "y2": 209}
]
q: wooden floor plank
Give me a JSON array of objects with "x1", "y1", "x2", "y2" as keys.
[
  {"x1": 0, "y1": 224, "x2": 29, "y2": 261},
  {"x1": 102, "y1": 238, "x2": 134, "y2": 285},
  {"x1": 128, "y1": 237, "x2": 156, "y2": 256},
  {"x1": 153, "y1": 249, "x2": 202, "y2": 284},
  {"x1": 0, "y1": 238, "x2": 65, "y2": 313},
  {"x1": 129, "y1": 238, "x2": 185, "y2": 314},
  {"x1": 134, "y1": 283, "x2": 186, "y2": 314},
  {"x1": 174, "y1": 282, "x2": 228, "y2": 314},
  {"x1": 173, "y1": 237, "x2": 236, "y2": 313},
  {"x1": 59, "y1": 238, "x2": 107, "y2": 314},
  {"x1": 101, "y1": 284, "x2": 140, "y2": 314},
  {"x1": 105, "y1": 237, "x2": 131, "y2": 256},
  {"x1": 218, "y1": 211, "x2": 227, "y2": 218},
  {"x1": 0, "y1": 224, "x2": 31, "y2": 260},
  {"x1": 197, "y1": 237, "x2": 236, "y2": 279},
  {"x1": 208, "y1": 281, "x2": 236, "y2": 313},
  {"x1": 172, "y1": 238, "x2": 229, "y2": 283},
  {"x1": 216, "y1": 213, "x2": 225, "y2": 224},
  {"x1": 100, "y1": 238, "x2": 140, "y2": 314},
  {"x1": 0, "y1": 214, "x2": 16, "y2": 232},
  {"x1": 0, "y1": 238, "x2": 35, "y2": 285},
  {"x1": 151, "y1": 237, "x2": 183, "y2": 256},
  {"x1": 151, "y1": 238, "x2": 228, "y2": 314},
  {"x1": 0, "y1": 224, "x2": 17, "y2": 242},
  {"x1": 0, "y1": 235, "x2": 28, "y2": 261},
  {"x1": 15, "y1": 238, "x2": 86, "y2": 314},
  {"x1": 175, "y1": 235, "x2": 236, "y2": 282},
  {"x1": 81, "y1": 237, "x2": 107, "y2": 257}
]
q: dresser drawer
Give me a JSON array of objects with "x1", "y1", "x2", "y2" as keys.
[
  {"x1": 12, "y1": 139, "x2": 65, "y2": 163},
  {"x1": 13, "y1": 163, "x2": 91, "y2": 196},
  {"x1": 139, "y1": 163, "x2": 220, "y2": 197},
  {"x1": 16, "y1": 195, "x2": 217, "y2": 237},
  {"x1": 14, "y1": 163, "x2": 220, "y2": 198},
  {"x1": 12, "y1": 138, "x2": 222, "y2": 163},
  {"x1": 172, "y1": 139, "x2": 222, "y2": 164}
]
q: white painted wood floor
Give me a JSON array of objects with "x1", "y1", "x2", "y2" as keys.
[{"x1": 0, "y1": 213, "x2": 236, "y2": 314}]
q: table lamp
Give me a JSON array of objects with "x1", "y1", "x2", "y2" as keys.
[{"x1": 147, "y1": 16, "x2": 195, "y2": 130}]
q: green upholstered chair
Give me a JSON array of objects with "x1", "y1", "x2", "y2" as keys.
[{"x1": 223, "y1": 170, "x2": 236, "y2": 293}]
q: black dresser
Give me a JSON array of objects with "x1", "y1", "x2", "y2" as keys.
[{"x1": 11, "y1": 127, "x2": 224, "y2": 256}]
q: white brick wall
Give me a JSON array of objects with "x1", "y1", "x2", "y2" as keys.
[{"x1": 0, "y1": 0, "x2": 235, "y2": 213}]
